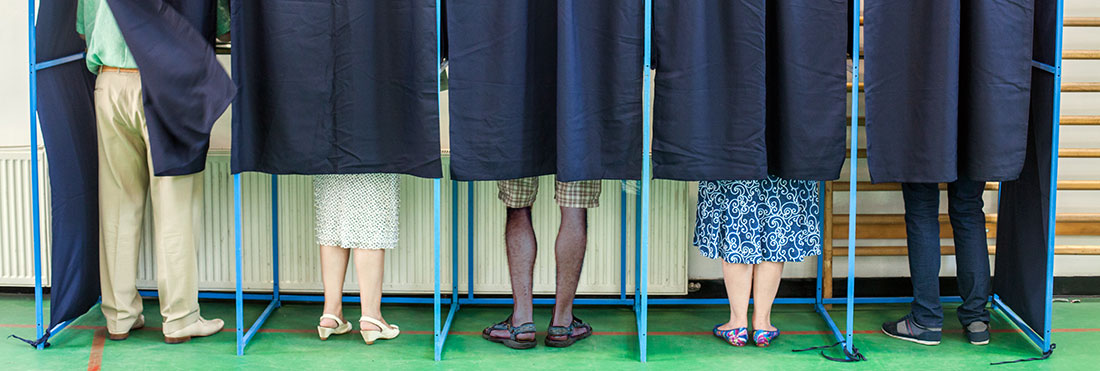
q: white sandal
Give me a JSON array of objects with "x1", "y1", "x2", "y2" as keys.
[
  {"x1": 317, "y1": 314, "x2": 352, "y2": 340},
  {"x1": 359, "y1": 316, "x2": 400, "y2": 345}
]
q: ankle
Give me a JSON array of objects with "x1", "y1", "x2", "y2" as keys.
[
  {"x1": 720, "y1": 320, "x2": 747, "y2": 330},
  {"x1": 551, "y1": 311, "x2": 573, "y2": 326},
  {"x1": 753, "y1": 317, "x2": 774, "y2": 331},
  {"x1": 753, "y1": 322, "x2": 776, "y2": 331},
  {"x1": 322, "y1": 305, "x2": 343, "y2": 318},
  {"x1": 360, "y1": 309, "x2": 382, "y2": 320},
  {"x1": 511, "y1": 309, "x2": 533, "y2": 325}
]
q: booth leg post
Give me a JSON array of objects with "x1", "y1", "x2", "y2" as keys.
[
  {"x1": 271, "y1": 175, "x2": 281, "y2": 307},
  {"x1": 432, "y1": 178, "x2": 444, "y2": 361},
  {"x1": 843, "y1": 0, "x2": 862, "y2": 359},
  {"x1": 234, "y1": 174, "x2": 245, "y2": 356}
]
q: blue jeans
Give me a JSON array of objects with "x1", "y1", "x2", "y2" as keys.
[{"x1": 901, "y1": 180, "x2": 991, "y2": 328}]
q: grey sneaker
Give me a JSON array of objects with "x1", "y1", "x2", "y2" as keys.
[
  {"x1": 882, "y1": 315, "x2": 942, "y2": 345},
  {"x1": 965, "y1": 321, "x2": 990, "y2": 345}
]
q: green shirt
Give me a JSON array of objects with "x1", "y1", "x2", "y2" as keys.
[{"x1": 76, "y1": 0, "x2": 230, "y2": 75}]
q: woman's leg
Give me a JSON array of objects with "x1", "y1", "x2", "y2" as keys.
[
  {"x1": 751, "y1": 262, "x2": 785, "y2": 331},
  {"x1": 354, "y1": 248, "x2": 388, "y2": 331},
  {"x1": 320, "y1": 245, "x2": 350, "y2": 328},
  {"x1": 719, "y1": 262, "x2": 753, "y2": 330}
]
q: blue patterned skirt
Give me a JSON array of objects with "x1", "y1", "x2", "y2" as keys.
[{"x1": 694, "y1": 176, "x2": 822, "y2": 264}]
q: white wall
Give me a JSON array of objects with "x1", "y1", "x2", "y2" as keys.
[
  {"x1": 0, "y1": 1, "x2": 31, "y2": 149},
  {"x1": 1, "y1": 1, "x2": 1098, "y2": 282}
]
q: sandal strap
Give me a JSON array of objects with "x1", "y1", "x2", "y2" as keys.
[
  {"x1": 486, "y1": 315, "x2": 518, "y2": 332},
  {"x1": 511, "y1": 322, "x2": 536, "y2": 336},
  {"x1": 319, "y1": 314, "x2": 345, "y2": 325},
  {"x1": 547, "y1": 316, "x2": 589, "y2": 337},
  {"x1": 547, "y1": 326, "x2": 571, "y2": 336},
  {"x1": 359, "y1": 316, "x2": 389, "y2": 330},
  {"x1": 484, "y1": 315, "x2": 535, "y2": 341},
  {"x1": 486, "y1": 320, "x2": 512, "y2": 332}
]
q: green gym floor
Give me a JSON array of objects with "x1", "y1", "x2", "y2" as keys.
[{"x1": 1, "y1": 295, "x2": 1098, "y2": 370}]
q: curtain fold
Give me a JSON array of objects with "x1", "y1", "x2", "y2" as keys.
[
  {"x1": 995, "y1": 0, "x2": 1056, "y2": 343},
  {"x1": 652, "y1": 0, "x2": 847, "y2": 181},
  {"x1": 863, "y1": 0, "x2": 1033, "y2": 183},
  {"x1": 230, "y1": 0, "x2": 441, "y2": 178},
  {"x1": 27, "y1": 0, "x2": 100, "y2": 346},
  {"x1": 447, "y1": 0, "x2": 644, "y2": 182},
  {"x1": 106, "y1": 0, "x2": 236, "y2": 176},
  {"x1": 765, "y1": 0, "x2": 848, "y2": 180}
]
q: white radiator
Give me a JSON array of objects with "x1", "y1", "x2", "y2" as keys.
[
  {"x1": 0, "y1": 149, "x2": 52, "y2": 287},
  {"x1": 0, "y1": 150, "x2": 689, "y2": 295}
]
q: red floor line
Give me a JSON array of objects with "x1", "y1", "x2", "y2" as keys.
[
  {"x1": 648, "y1": 330, "x2": 879, "y2": 336},
  {"x1": 5, "y1": 323, "x2": 1098, "y2": 335},
  {"x1": 1052, "y1": 328, "x2": 1100, "y2": 333},
  {"x1": 86, "y1": 329, "x2": 106, "y2": 371}
]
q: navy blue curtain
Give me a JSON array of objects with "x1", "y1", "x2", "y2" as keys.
[
  {"x1": 653, "y1": 0, "x2": 766, "y2": 181},
  {"x1": 995, "y1": 0, "x2": 1057, "y2": 343},
  {"x1": 447, "y1": 0, "x2": 644, "y2": 182},
  {"x1": 652, "y1": 0, "x2": 847, "y2": 181},
  {"x1": 765, "y1": 0, "x2": 848, "y2": 180},
  {"x1": 22, "y1": 0, "x2": 100, "y2": 347},
  {"x1": 106, "y1": 0, "x2": 235, "y2": 176},
  {"x1": 863, "y1": 0, "x2": 1033, "y2": 183},
  {"x1": 230, "y1": 0, "x2": 442, "y2": 178}
]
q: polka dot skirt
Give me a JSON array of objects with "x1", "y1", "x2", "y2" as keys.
[{"x1": 313, "y1": 173, "x2": 400, "y2": 250}]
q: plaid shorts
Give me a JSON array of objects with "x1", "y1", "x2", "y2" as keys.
[{"x1": 497, "y1": 177, "x2": 601, "y2": 209}]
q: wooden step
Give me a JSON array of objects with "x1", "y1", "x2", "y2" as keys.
[
  {"x1": 1065, "y1": 17, "x2": 1100, "y2": 27},
  {"x1": 831, "y1": 180, "x2": 1100, "y2": 192},
  {"x1": 847, "y1": 82, "x2": 1100, "y2": 92},
  {"x1": 847, "y1": 115, "x2": 1100, "y2": 126},
  {"x1": 846, "y1": 148, "x2": 1100, "y2": 159},
  {"x1": 855, "y1": 17, "x2": 1100, "y2": 27},
  {"x1": 856, "y1": 17, "x2": 1100, "y2": 27},
  {"x1": 1064, "y1": 50, "x2": 1100, "y2": 59},
  {"x1": 833, "y1": 245, "x2": 1100, "y2": 256},
  {"x1": 1062, "y1": 82, "x2": 1100, "y2": 92},
  {"x1": 832, "y1": 213, "x2": 1100, "y2": 239},
  {"x1": 1061, "y1": 116, "x2": 1100, "y2": 125}
]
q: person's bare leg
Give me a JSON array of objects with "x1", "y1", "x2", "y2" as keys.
[
  {"x1": 320, "y1": 245, "x2": 350, "y2": 328},
  {"x1": 751, "y1": 262, "x2": 785, "y2": 331},
  {"x1": 719, "y1": 262, "x2": 753, "y2": 330},
  {"x1": 550, "y1": 207, "x2": 589, "y2": 338},
  {"x1": 354, "y1": 248, "x2": 389, "y2": 331},
  {"x1": 489, "y1": 207, "x2": 537, "y2": 341}
]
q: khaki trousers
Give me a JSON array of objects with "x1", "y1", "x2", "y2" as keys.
[{"x1": 95, "y1": 69, "x2": 203, "y2": 335}]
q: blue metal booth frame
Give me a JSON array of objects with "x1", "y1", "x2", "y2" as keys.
[{"x1": 25, "y1": 0, "x2": 1063, "y2": 363}]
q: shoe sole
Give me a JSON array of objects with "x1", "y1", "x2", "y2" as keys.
[
  {"x1": 164, "y1": 336, "x2": 191, "y2": 344},
  {"x1": 108, "y1": 322, "x2": 145, "y2": 341},
  {"x1": 970, "y1": 339, "x2": 990, "y2": 345},
  {"x1": 318, "y1": 325, "x2": 352, "y2": 340},
  {"x1": 881, "y1": 328, "x2": 940, "y2": 346},
  {"x1": 545, "y1": 330, "x2": 592, "y2": 348},
  {"x1": 482, "y1": 333, "x2": 537, "y2": 349}
]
